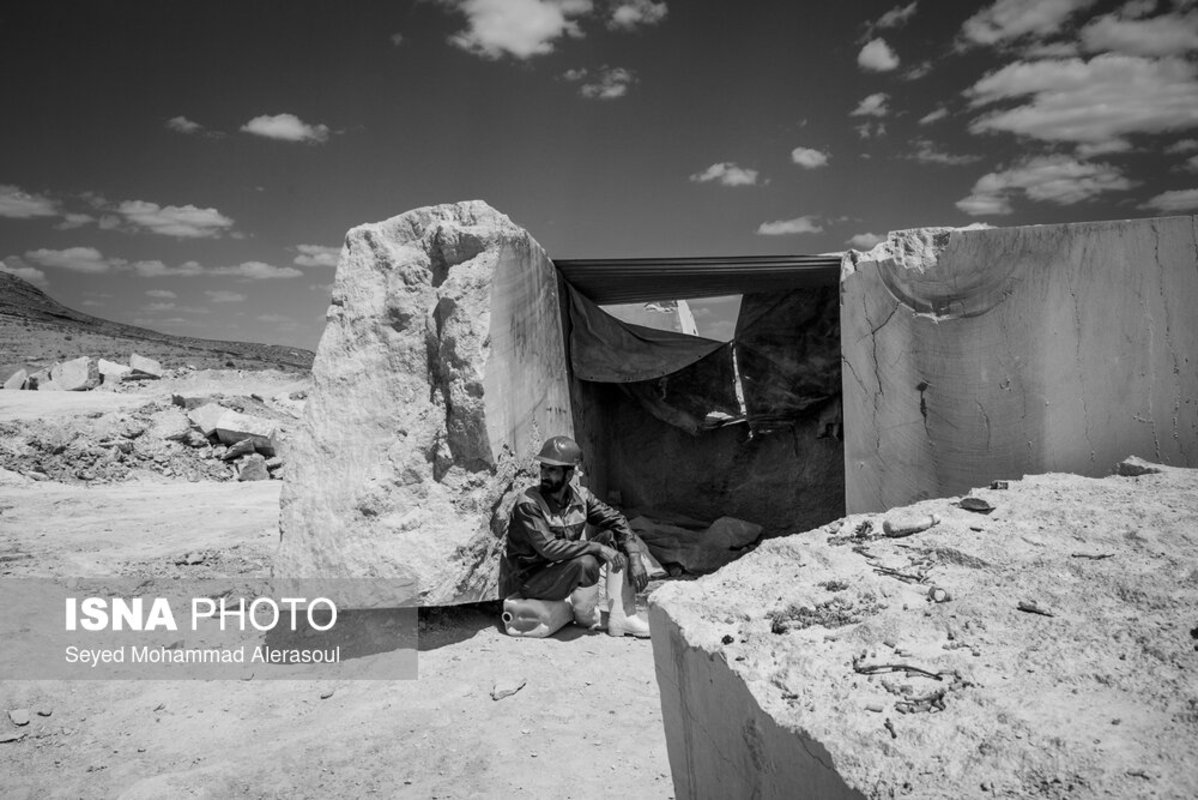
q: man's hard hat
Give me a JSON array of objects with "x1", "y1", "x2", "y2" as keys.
[{"x1": 535, "y1": 435, "x2": 583, "y2": 466}]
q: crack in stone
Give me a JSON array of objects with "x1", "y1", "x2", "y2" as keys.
[{"x1": 975, "y1": 400, "x2": 991, "y2": 450}]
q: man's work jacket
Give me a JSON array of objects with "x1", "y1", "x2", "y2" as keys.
[{"x1": 506, "y1": 483, "x2": 642, "y2": 587}]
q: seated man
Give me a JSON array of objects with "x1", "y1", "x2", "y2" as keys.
[{"x1": 506, "y1": 435, "x2": 651, "y2": 638}]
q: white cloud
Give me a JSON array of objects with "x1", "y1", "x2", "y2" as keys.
[
  {"x1": 1140, "y1": 188, "x2": 1198, "y2": 211},
  {"x1": 858, "y1": 38, "x2": 900, "y2": 71},
  {"x1": 756, "y1": 216, "x2": 823, "y2": 236},
  {"x1": 390, "y1": 32, "x2": 405, "y2": 46},
  {"x1": 129, "y1": 260, "x2": 205, "y2": 278},
  {"x1": 907, "y1": 138, "x2": 982, "y2": 165},
  {"x1": 855, "y1": 121, "x2": 887, "y2": 139},
  {"x1": 145, "y1": 289, "x2": 177, "y2": 299},
  {"x1": 1081, "y1": 11, "x2": 1198, "y2": 57},
  {"x1": 967, "y1": 55, "x2": 1198, "y2": 144},
  {"x1": 848, "y1": 232, "x2": 885, "y2": 249},
  {"x1": 241, "y1": 113, "x2": 330, "y2": 143},
  {"x1": 876, "y1": 2, "x2": 918, "y2": 29},
  {"x1": 24, "y1": 246, "x2": 113, "y2": 273},
  {"x1": 919, "y1": 107, "x2": 949, "y2": 125},
  {"x1": 956, "y1": 155, "x2": 1135, "y2": 215},
  {"x1": 960, "y1": 0, "x2": 1098, "y2": 47},
  {"x1": 294, "y1": 244, "x2": 341, "y2": 268},
  {"x1": 1181, "y1": 154, "x2": 1198, "y2": 172},
  {"x1": 1075, "y1": 139, "x2": 1132, "y2": 157},
  {"x1": 851, "y1": 92, "x2": 890, "y2": 117},
  {"x1": 118, "y1": 200, "x2": 235, "y2": 238},
  {"x1": 0, "y1": 259, "x2": 48, "y2": 289},
  {"x1": 903, "y1": 61, "x2": 933, "y2": 80},
  {"x1": 791, "y1": 147, "x2": 830, "y2": 168},
  {"x1": 144, "y1": 301, "x2": 177, "y2": 312},
  {"x1": 206, "y1": 290, "x2": 247, "y2": 303},
  {"x1": 578, "y1": 66, "x2": 636, "y2": 99},
  {"x1": 0, "y1": 185, "x2": 58, "y2": 218},
  {"x1": 608, "y1": 0, "x2": 667, "y2": 30},
  {"x1": 1166, "y1": 138, "x2": 1198, "y2": 153},
  {"x1": 55, "y1": 213, "x2": 94, "y2": 230},
  {"x1": 443, "y1": 0, "x2": 592, "y2": 60},
  {"x1": 690, "y1": 162, "x2": 761, "y2": 187},
  {"x1": 166, "y1": 116, "x2": 204, "y2": 135},
  {"x1": 211, "y1": 261, "x2": 303, "y2": 280}
]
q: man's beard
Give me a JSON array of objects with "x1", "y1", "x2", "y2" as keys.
[{"x1": 540, "y1": 473, "x2": 568, "y2": 493}]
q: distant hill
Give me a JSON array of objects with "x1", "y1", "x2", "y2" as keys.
[{"x1": 0, "y1": 270, "x2": 314, "y2": 377}]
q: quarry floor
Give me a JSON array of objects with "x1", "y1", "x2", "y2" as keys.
[{"x1": 0, "y1": 389, "x2": 672, "y2": 800}]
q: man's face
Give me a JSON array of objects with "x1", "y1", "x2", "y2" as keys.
[{"x1": 539, "y1": 464, "x2": 572, "y2": 493}]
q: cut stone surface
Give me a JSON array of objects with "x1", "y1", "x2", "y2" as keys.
[
  {"x1": 37, "y1": 379, "x2": 62, "y2": 391},
  {"x1": 97, "y1": 359, "x2": 132, "y2": 384},
  {"x1": 4, "y1": 369, "x2": 27, "y2": 390},
  {"x1": 278, "y1": 200, "x2": 573, "y2": 604},
  {"x1": 50, "y1": 356, "x2": 100, "y2": 391},
  {"x1": 649, "y1": 463, "x2": 1198, "y2": 800},
  {"x1": 128, "y1": 352, "x2": 163, "y2": 378},
  {"x1": 213, "y1": 410, "x2": 277, "y2": 455},
  {"x1": 841, "y1": 217, "x2": 1198, "y2": 513},
  {"x1": 187, "y1": 403, "x2": 228, "y2": 437}
]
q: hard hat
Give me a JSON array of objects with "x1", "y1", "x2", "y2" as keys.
[{"x1": 535, "y1": 435, "x2": 582, "y2": 467}]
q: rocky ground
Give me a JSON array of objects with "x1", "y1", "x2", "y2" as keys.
[{"x1": 0, "y1": 377, "x2": 673, "y2": 800}]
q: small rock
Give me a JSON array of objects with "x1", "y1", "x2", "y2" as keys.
[
  {"x1": 882, "y1": 514, "x2": 939, "y2": 538},
  {"x1": 928, "y1": 587, "x2": 951, "y2": 603},
  {"x1": 223, "y1": 438, "x2": 257, "y2": 461},
  {"x1": 185, "y1": 430, "x2": 209, "y2": 448},
  {"x1": 989, "y1": 480, "x2": 1009, "y2": 490},
  {"x1": 9, "y1": 709, "x2": 31, "y2": 726},
  {"x1": 1116, "y1": 457, "x2": 1162, "y2": 477},
  {"x1": 35, "y1": 707, "x2": 52, "y2": 717},
  {"x1": 237, "y1": 454, "x2": 270, "y2": 482},
  {"x1": 320, "y1": 689, "x2": 335, "y2": 700},
  {"x1": 957, "y1": 497, "x2": 995, "y2": 514},
  {"x1": 491, "y1": 677, "x2": 527, "y2": 701},
  {"x1": 129, "y1": 353, "x2": 164, "y2": 378},
  {"x1": 26, "y1": 471, "x2": 49, "y2": 482}
]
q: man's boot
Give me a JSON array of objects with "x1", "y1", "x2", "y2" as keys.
[
  {"x1": 606, "y1": 566, "x2": 650, "y2": 638},
  {"x1": 568, "y1": 583, "x2": 602, "y2": 629}
]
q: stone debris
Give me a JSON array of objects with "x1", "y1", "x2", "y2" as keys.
[
  {"x1": 187, "y1": 403, "x2": 229, "y2": 437},
  {"x1": 35, "y1": 707, "x2": 52, "y2": 717},
  {"x1": 8, "y1": 709, "x2": 31, "y2": 726},
  {"x1": 236, "y1": 453, "x2": 270, "y2": 482},
  {"x1": 213, "y1": 410, "x2": 277, "y2": 456},
  {"x1": 148, "y1": 408, "x2": 192, "y2": 442},
  {"x1": 1116, "y1": 456, "x2": 1162, "y2": 477},
  {"x1": 129, "y1": 352, "x2": 164, "y2": 378},
  {"x1": 956, "y1": 497, "x2": 995, "y2": 514},
  {"x1": 491, "y1": 677, "x2": 527, "y2": 701},
  {"x1": 882, "y1": 513, "x2": 939, "y2": 538},
  {"x1": 3, "y1": 368, "x2": 27, "y2": 390},
  {"x1": 97, "y1": 359, "x2": 132, "y2": 384}
]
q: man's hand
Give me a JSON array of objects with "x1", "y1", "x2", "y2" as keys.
[
  {"x1": 596, "y1": 545, "x2": 627, "y2": 574},
  {"x1": 628, "y1": 554, "x2": 649, "y2": 592}
]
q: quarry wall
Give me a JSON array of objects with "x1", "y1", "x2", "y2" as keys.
[{"x1": 841, "y1": 216, "x2": 1198, "y2": 513}]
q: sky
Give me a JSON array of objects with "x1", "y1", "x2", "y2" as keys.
[{"x1": 2, "y1": 0, "x2": 1197, "y2": 351}]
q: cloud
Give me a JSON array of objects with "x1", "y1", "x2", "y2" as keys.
[
  {"x1": 241, "y1": 113, "x2": 330, "y2": 143},
  {"x1": 577, "y1": 66, "x2": 636, "y2": 99},
  {"x1": 0, "y1": 184, "x2": 58, "y2": 218},
  {"x1": 608, "y1": 0, "x2": 667, "y2": 30},
  {"x1": 1081, "y1": 10, "x2": 1198, "y2": 57},
  {"x1": 1075, "y1": 139, "x2": 1132, "y2": 157},
  {"x1": 851, "y1": 93, "x2": 890, "y2": 117},
  {"x1": 1166, "y1": 138, "x2": 1198, "y2": 153},
  {"x1": 129, "y1": 260, "x2": 205, "y2": 278},
  {"x1": 858, "y1": 38, "x2": 900, "y2": 71},
  {"x1": 956, "y1": 155, "x2": 1135, "y2": 215},
  {"x1": 166, "y1": 116, "x2": 203, "y2": 135},
  {"x1": 919, "y1": 107, "x2": 949, "y2": 125},
  {"x1": 907, "y1": 138, "x2": 983, "y2": 165},
  {"x1": 390, "y1": 32, "x2": 405, "y2": 46},
  {"x1": 294, "y1": 244, "x2": 341, "y2": 268},
  {"x1": 1139, "y1": 188, "x2": 1198, "y2": 211},
  {"x1": 756, "y1": 215, "x2": 823, "y2": 236},
  {"x1": 145, "y1": 289, "x2": 177, "y2": 299},
  {"x1": 690, "y1": 162, "x2": 761, "y2": 187},
  {"x1": 960, "y1": 0, "x2": 1099, "y2": 47},
  {"x1": 55, "y1": 213, "x2": 95, "y2": 230},
  {"x1": 1181, "y1": 154, "x2": 1198, "y2": 172},
  {"x1": 206, "y1": 290, "x2": 247, "y2": 303},
  {"x1": 144, "y1": 302, "x2": 177, "y2": 312},
  {"x1": 790, "y1": 147, "x2": 830, "y2": 168},
  {"x1": 0, "y1": 259, "x2": 48, "y2": 289},
  {"x1": 848, "y1": 232, "x2": 885, "y2": 249},
  {"x1": 855, "y1": 121, "x2": 887, "y2": 139},
  {"x1": 443, "y1": 0, "x2": 592, "y2": 60},
  {"x1": 211, "y1": 261, "x2": 303, "y2": 280},
  {"x1": 24, "y1": 247, "x2": 113, "y2": 273},
  {"x1": 875, "y1": 2, "x2": 918, "y2": 29},
  {"x1": 967, "y1": 54, "x2": 1198, "y2": 144},
  {"x1": 117, "y1": 200, "x2": 235, "y2": 238},
  {"x1": 309, "y1": 282, "x2": 334, "y2": 293}
]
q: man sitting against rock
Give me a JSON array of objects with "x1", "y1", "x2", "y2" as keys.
[{"x1": 505, "y1": 435, "x2": 651, "y2": 638}]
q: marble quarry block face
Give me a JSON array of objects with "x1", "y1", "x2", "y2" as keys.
[
  {"x1": 840, "y1": 216, "x2": 1198, "y2": 513},
  {"x1": 277, "y1": 201, "x2": 573, "y2": 604}
]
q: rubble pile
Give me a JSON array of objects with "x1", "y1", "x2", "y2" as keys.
[
  {"x1": 3, "y1": 352, "x2": 165, "y2": 391},
  {"x1": 0, "y1": 394, "x2": 296, "y2": 485}
]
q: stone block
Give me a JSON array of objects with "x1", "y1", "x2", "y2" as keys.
[
  {"x1": 213, "y1": 410, "x2": 277, "y2": 455},
  {"x1": 841, "y1": 217, "x2": 1198, "y2": 513},
  {"x1": 98, "y1": 359, "x2": 131, "y2": 384},
  {"x1": 129, "y1": 352, "x2": 163, "y2": 378},
  {"x1": 187, "y1": 403, "x2": 228, "y2": 437},
  {"x1": 37, "y1": 379, "x2": 62, "y2": 391},
  {"x1": 650, "y1": 465, "x2": 1198, "y2": 799},
  {"x1": 4, "y1": 369, "x2": 27, "y2": 390},
  {"x1": 237, "y1": 453, "x2": 270, "y2": 482},
  {"x1": 277, "y1": 200, "x2": 573, "y2": 604},
  {"x1": 148, "y1": 408, "x2": 192, "y2": 442},
  {"x1": 50, "y1": 356, "x2": 100, "y2": 391}
]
